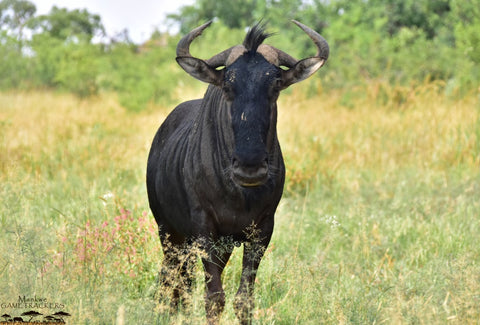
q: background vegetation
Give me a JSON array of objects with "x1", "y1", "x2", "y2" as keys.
[
  {"x1": 1, "y1": 0, "x2": 479, "y2": 324},
  {"x1": 1, "y1": 0, "x2": 480, "y2": 109}
]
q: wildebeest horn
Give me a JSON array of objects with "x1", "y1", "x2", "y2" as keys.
[
  {"x1": 176, "y1": 20, "x2": 238, "y2": 69},
  {"x1": 176, "y1": 20, "x2": 224, "y2": 85},
  {"x1": 292, "y1": 20, "x2": 329, "y2": 61},
  {"x1": 272, "y1": 20, "x2": 329, "y2": 88},
  {"x1": 176, "y1": 20, "x2": 328, "y2": 86},
  {"x1": 176, "y1": 20, "x2": 212, "y2": 58},
  {"x1": 257, "y1": 20, "x2": 329, "y2": 69}
]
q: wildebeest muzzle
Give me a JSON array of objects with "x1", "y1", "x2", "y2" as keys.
[{"x1": 231, "y1": 153, "x2": 269, "y2": 187}]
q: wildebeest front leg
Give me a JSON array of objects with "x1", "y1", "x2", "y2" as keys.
[
  {"x1": 158, "y1": 233, "x2": 196, "y2": 311},
  {"x1": 234, "y1": 220, "x2": 273, "y2": 325},
  {"x1": 201, "y1": 238, "x2": 234, "y2": 324}
]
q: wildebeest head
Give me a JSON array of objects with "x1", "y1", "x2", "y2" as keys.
[{"x1": 176, "y1": 21, "x2": 329, "y2": 187}]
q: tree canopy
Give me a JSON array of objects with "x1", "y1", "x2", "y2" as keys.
[
  {"x1": 0, "y1": 0, "x2": 36, "y2": 38},
  {"x1": 29, "y1": 6, "x2": 104, "y2": 42},
  {"x1": 0, "y1": 0, "x2": 479, "y2": 110}
]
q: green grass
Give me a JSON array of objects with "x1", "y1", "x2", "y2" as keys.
[{"x1": 0, "y1": 83, "x2": 479, "y2": 324}]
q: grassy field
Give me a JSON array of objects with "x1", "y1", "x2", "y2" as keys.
[{"x1": 0, "y1": 82, "x2": 479, "y2": 324}]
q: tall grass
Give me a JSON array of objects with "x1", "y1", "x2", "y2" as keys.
[{"x1": 0, "y1": 82, "x2": 479, "y2": 324}]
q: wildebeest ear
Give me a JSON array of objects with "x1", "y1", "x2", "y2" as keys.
[
  {"x1": 281, "y1": 57, "x2": 325, "y2": 89},
  {"x1": 176, "y1": 56, "x2": 224, "y2": 86}
]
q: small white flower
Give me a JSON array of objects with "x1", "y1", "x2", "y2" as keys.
[
  {"x1": 324, "y1": 215, "x2": 340, "y2": 228},
  {"x1": 100, "y1": 191, "x2": 115, "y2": 206}
]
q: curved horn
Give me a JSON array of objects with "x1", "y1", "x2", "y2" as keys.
[
  {"x1": 275, "y1": 48, "x2": 298, "y2": 68},
  {"x1": 176, "y1": 21, "x2": 225, "y2": 85},
  {"x1": 275, "y1": 21, "x2": 329, "y2": 88},
  {"x1": 292, "y1": 20, "x2": 329, "y2": 60},
  {"x1": 176, "y1": 20, "x2": 240, "y2": 69},
  {"x1": 176, "y1": 20, "x2": 213, "y2": 58},
  {"x1": 263, "y1": 21, "x2": 329, "y2": 69}
]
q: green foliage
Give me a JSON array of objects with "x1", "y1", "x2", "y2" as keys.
[
  {"x1": 169, "y1": 0, "x2": 479, "y2": 94},
  {"x1": 0, "y1": 31, "x2": 31, "y2": 88},
  {"x1": 29, "y1": 33, "x2": 64, "y2": 87},
  {"x1": 98, "y1": 39, "x2": 183, "y2": 111},
  {"x1": 168, "y1": 0, "x2": 261, "y2": 31},
  {"x1": 27, "y1": 33, "x2": 103, "y2": 96},
  {"x1": 1, "y1": 0, "x2": 480, "y2": 107},
  {"x1": 450, "y1": 0, "x2": 480, "y2": 88},
  {"x1": 54, "y1": 42, "x2": 103, "y2": 97},
  {"x1": 0, "y1": 0, "x2": 35, "y2": 41},
  {"x1": 28, "y1": 5, "x2": 105, "y2": 42}
]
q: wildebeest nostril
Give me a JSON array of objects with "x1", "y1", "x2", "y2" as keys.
[{"x1": 233, "y1": 151, "x2": 267, "y2": 167}]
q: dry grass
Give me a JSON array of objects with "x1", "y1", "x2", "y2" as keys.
[
  {"x1": 280, "y1": 80, "x2": 479, "y2": 192},
  {"x1": 0, "y1": 82, "x2": 479, "y2": 324}
]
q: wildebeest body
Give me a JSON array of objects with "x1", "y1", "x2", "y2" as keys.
[
  {"x1": 146, "y1": 20, "x2": 328, "y2": 324},
  {"x1": 147, "y1": 85, "x2": 284, "y2": 241}
]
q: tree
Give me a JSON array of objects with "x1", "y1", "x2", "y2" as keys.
[
  {"x1": 0, "y1": 0, "x2": 35, "y2": 44},
  {"x1": 380, "y1": 0, "x2": 451, "y2": 38},
  {"x1": 27, "y1": 6, "x2": 106, "y2": 95},
  {"x1": 1, "y1": 313, "x2": 11, "y2": 322},
  {"x1": 0, "y1": 0, "x2": 35, "y2": 87},
  {"x1": 29, "y1": 5, "x2": 105, "y2": 43},
  {"x1": 21, "y1": 310, "x2": 43, "y2": 322},
  {"x1": 167, "y1": 0, "x2": 267, "y2": 32},
  {"x1": 52, "y1": 311, "x2": 71, "y2": 322}
]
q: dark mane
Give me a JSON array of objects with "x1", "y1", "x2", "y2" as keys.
[{"x1": 243, "y1": 22, "x2": 273, "y2": 53}]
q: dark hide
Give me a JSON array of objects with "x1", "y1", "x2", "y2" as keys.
[{"x1": 146, "y1": 21, "x2": 327, "y2": 325}]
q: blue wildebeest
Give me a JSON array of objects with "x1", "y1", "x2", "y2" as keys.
[{"x1": 146, "y1": 20, "x2": 328, "y2": 324}]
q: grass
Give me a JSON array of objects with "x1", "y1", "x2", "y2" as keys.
[{"x1": 0, "y1": 81, "x2": 479, "y2": 324}]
